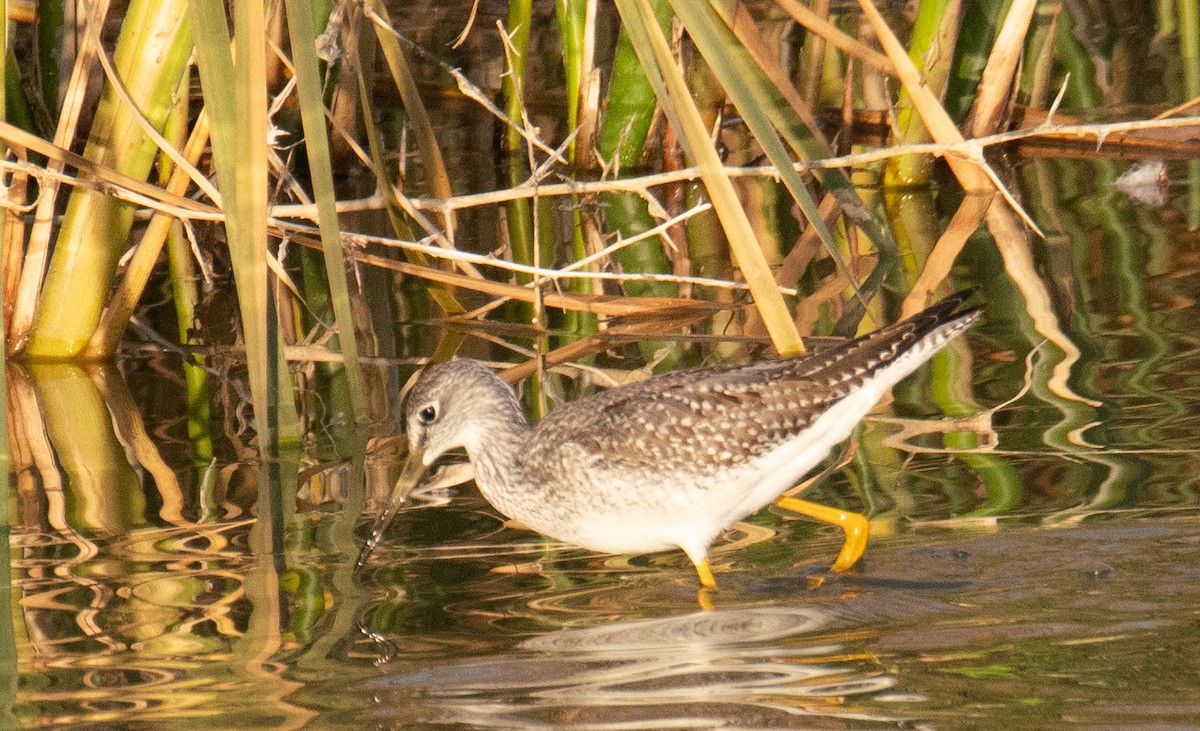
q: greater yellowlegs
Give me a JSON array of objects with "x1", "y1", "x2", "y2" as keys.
[{"x1": 360, "y1": 291, "x2": 979, "y2": 587}]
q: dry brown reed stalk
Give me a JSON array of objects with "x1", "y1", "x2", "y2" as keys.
[
  {"x1": 316, "y1": 239, "x2": 728, "y2": 318},
  {"x1": 7, "y1": 0, "x2": 111, "y2": 346},
  {"x1": 6, "y1": 111, "x2": 1192, "y2": 325},
  {"x1": 85, "y1": 113, "x2": 213, "y2": 357},
  {"x1": 365, "y1": 8, "x2": 567, "y2": 166},
  {"x1": 2, "y1": 152, "x2": 29, "y2": 314},
  {"x1": 0, "y1": 121, "x2": 221, "y2": 220},
  {"x1": 901, "y1": 193, "x2": 993, "y2": 318},
  {"x1": 856, "y1": 0, "x2": 992, "y2": 194},
  {"x1": 266, "y1": 108, "x2": 1200, "y2": 325},
  {"x1": 9, "y1": 0, "x2": 1194, "y2": 371},
  {"x1": 965, "y1": 0, "x2": 1039, "y2": 137},
  {"x1": 715, "y1": 0, "x2": 827, "y2": 140},
  {"x1": 498, "y1": 304, "x2": 718, "y2": 383},
  {"x1": 268, "y1": 113, "x2": 1200, "y2": 224},
  {"x1": 776, "y1": 0, "x2": 894, "y2": 75}
]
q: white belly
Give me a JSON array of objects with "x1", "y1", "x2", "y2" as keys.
[{"x1": 555, "y1": 363, "x2": 911, "y2": 563}]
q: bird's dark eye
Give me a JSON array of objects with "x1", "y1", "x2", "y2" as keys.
[{"x1": 417, "y1": 404, "x2": 438, "y2": 424}]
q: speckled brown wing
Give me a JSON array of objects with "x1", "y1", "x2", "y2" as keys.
[{"x1": 523, "y1": 290, "x2": 979, "y2": 477}]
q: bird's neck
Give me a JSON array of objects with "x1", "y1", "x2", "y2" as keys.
[{"x1": 463, "y1": 400, "x2": 532, "y2": 499}]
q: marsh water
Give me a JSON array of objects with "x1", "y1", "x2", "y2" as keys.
[{"x1": 9, "y1": 153, "x2": 1200, "y2": 729}]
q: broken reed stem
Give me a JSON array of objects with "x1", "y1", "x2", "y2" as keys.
[
  {"x1": 2, "y1": 114, "x2": 1192, "y2": 229},
  {"x1": 278, "y1": 220, "x2": 808, "y2": 298},
  {"x1": 267, "y1": 116, "x2": 1200, "y2": 221}
]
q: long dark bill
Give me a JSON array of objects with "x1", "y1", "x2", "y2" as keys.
[{"x1": 355, "y1": 449, "x2": 428, "y2": 571}]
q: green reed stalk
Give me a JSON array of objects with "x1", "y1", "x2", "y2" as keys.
[
  {"x1": 161, "y1": 73, "x2": 212, "y2": 464},
  {"x1": 557, "y1": 0, "x2": 586, "y2": 158},
  {"x1": 617, "y1": 0, "x2": 805, "y2": 354},
  {"x1": 1177, "y1": 0, "x2": 1200, "y2": 228},
  {"x1": 284, "y1": 0, "x2": 367, "y2": 426},
  {"x1": 944, "y1": 0, "x2": 1008, "y2": 119},
  {"x1": 596, "y1": 0, "x2": 670, "y2": 165},
  {"x1": 2, "y1": 49, "x2": 31, "y2": 132},
  {"x1": 883, "y1": 0, "x2": 963, "y2": 187},
  {"x1": 34, "y1": 0, "x2": 63, "y2": 123},
  {"x1": 1179, "y1": 0, "x2": 1200, "y2": 93},
  {"x1": 502, "y1": 0, "x2": 554, "y2": 414},
  {"x1": 503, "y1": 0, "x2": 539, "y2": 287},
  {"x1": 26, "y1": 0, "x2": 192, "y2": 358},
  {"x1": 191, "y1": 0, "x2": 300, "y2": 455},
  {"x1": 677, "y1": 0, "x2": 898, "y2": 321},
  {"x1": 1156, "y1": 0, "x2": 1177, "y2": 40},
  {"x1": 1053, "y1": 9, "x2": 1103, "y2": 108},
  {"x1": 1017, "y1": 3, "x2": 1059, "y2": 108},
  {"x1": 595, "y1": 0, "x2": 678, "y2": 303},
  {"x1": 557, "y1": 0, "x2": 600, "y2": 342}
]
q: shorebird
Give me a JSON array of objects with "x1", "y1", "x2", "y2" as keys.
[{"x1": 359, "y1": 291, "x2": 979, "y2": 587}]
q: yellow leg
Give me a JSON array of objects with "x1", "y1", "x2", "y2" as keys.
[
  {"x1": 693, "y1": 557, "x2": 717, "y2": 588},
  {"x1": 775, "y1": 497, "x2": 869, "y2": 572},
  {"x1": 692, "y1": 558, "x2": 717, "y2": 610}
]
